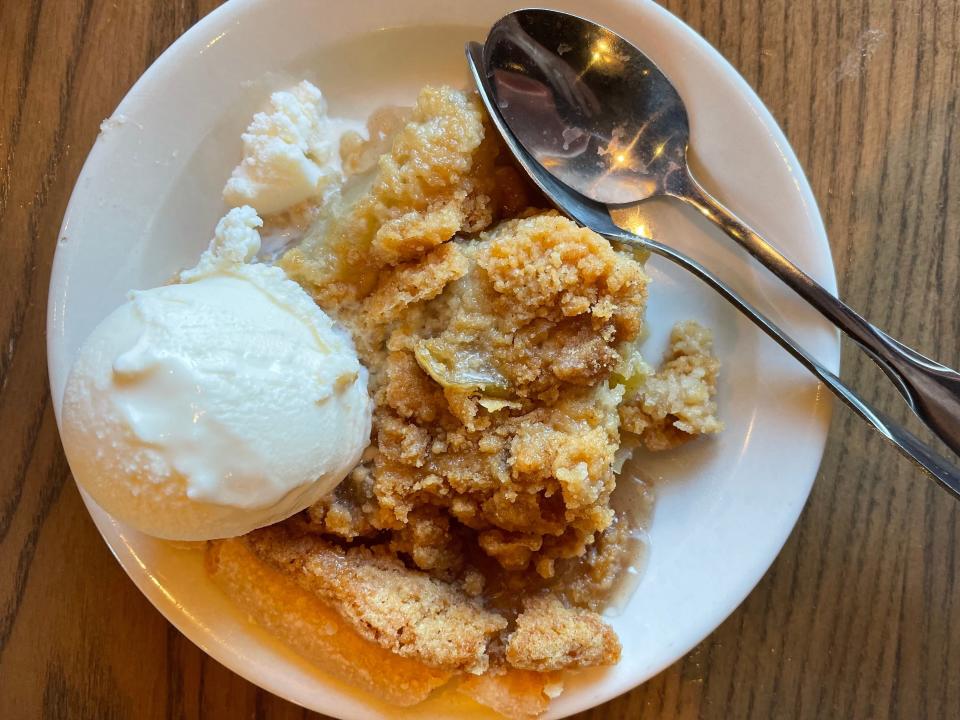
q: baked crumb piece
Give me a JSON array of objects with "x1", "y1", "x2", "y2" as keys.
[
  {"x1": 362, "y1": 242, "x2": 469, "y2": 326},
  {"x1": 620, "y1": 320, "x2": 723, "y2": 450},
  {"x1": 387, "y1": 506, "x2": 466, "y2": 577},
  {"x1": 339, "y1": 106, "x2": 412, "y2": 176},
  {"x1": 206, "y1": 537, "x2": 451, "y2": 706},
  {"x1": 459, "y1": 669, "x2": 562, "y2": 720},
  {"x1": 245, "y1": 525, "x2": 506, "y2": 674},
  {"x1": 304, "y1": 464, "x2": 378, "y2": 540},
  {"x1": 478, "y1": 214, "x2": 647, "y2": 342},
  {"x1": 279, "y1": 86, "x2": 499, "y2": 310},
  {"x1": 505, "y1": 595, "x2": 621, "y2": 672},
  {"x1": 404, "y1": 212, "x2": 649, "y2": 404},
  {"x1": 547, "y1": 508, "x2": 641, "y2": 612}
]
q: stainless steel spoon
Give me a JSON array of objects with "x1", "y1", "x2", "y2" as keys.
[
  {"x1": 465, "y1": 42, "x2": 960, "y2": 498},
  {"x1": 473, "y1": 8, "x2": 960, "y2": 460}
]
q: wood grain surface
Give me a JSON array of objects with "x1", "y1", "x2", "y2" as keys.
[{"x1": 1, "y1": 0, "x2": 958, "y2": 718}]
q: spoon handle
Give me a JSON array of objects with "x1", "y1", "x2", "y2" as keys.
[
  {"x1": 675, "y1": 173, "x2": 960, "y2": 458},
  {"x1": 602, "y1": 227, "x2": 960, "y2": 498}
]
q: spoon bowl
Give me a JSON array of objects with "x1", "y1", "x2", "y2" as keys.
[{"x1": 484, "y1": 9, "x2": 689, "y2": 204}]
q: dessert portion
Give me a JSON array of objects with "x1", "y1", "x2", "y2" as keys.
[
  {"x1": 61, "y1": 74, "x2": 722, "y2": 718},
  {"x1": 206, "y1": 84, "x2": 722, "y2": 716},
  {"x1": 60, "y1": 206, "x2": 371, "y2": 540}
]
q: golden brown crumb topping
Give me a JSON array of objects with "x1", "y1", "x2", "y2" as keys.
[
  {"x1": 218, "y1": 85, "x2": 722, "y2": 710},
  {"x1": 458, "y1": 670, "x2": 561, "y2": 720},
  {"x1": 362, "y1": 242, "x2": 469, "y2": 326},
  {"x1": 246, "y1": 525, "x2": 506, "y2": 674},
  {"x1": 619, "y1": 321, "x2": 723, "y2": 450},
  {"x1": 280, "y1": 86, "x2": 500, "y2": 309},
  {"x1": 357, "y1": 212, "x2": 648, "y2": 577},
  {"x1": 505, "y1": 595, "x2": 621, "y2": 672}
]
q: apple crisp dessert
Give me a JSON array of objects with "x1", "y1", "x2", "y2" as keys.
[{"x1": 208, "y1": 85, "x2": 722, "y2": 717}]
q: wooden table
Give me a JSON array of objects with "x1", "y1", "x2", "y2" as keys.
[{"x1": 2, "y1": 1, "x2": 958, "y2": 718}]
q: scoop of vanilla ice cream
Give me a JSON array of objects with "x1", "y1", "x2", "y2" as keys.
[
  {"x1": 223, "y1": 81, "x2": 353, "y2": 215},
  {"x1": 60, "y1": 207, "x2": 371, "y2": 540}
]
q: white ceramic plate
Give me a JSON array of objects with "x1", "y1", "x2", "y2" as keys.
[{"x1": 47, "y1": 0, "x2": 840, "y2": 717}]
